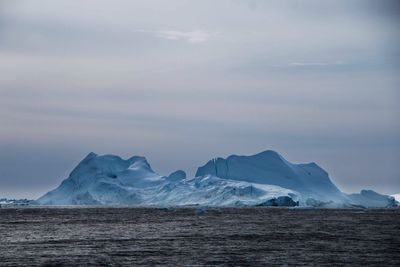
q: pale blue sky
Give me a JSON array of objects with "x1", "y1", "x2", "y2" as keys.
[{"x1": 0, "y1": 0, "x2": 399, "y2": 198}]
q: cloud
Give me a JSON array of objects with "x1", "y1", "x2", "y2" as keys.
[
  {"x1": 288, "y1": 61, "x2": 345, "y2": 67},
  {"x1": 0, "y1": 0, "x2": 399, "y2": 197},
  {"x1": 138, "y1": 30, "x2": 211, "y2": 43}
]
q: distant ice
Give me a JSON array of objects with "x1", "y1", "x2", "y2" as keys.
[{"x1": 391, "y1": 193, "x2": 400, "y2": 202}]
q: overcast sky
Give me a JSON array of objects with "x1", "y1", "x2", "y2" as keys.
[{"x1": 0, "y1": 0, "x2": 399, "y2": 199}]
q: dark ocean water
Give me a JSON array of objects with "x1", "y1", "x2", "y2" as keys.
[{"x1": 0, "y1": 207, "x2": 399, "y2": 266}]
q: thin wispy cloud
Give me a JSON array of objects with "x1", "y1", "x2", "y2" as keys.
[
  {"x1": 288, "y1": 61, "x2": 345, "y2": 67},
  {"x1": 138, "y1": 30, "x2": 211, "y2": 44}
]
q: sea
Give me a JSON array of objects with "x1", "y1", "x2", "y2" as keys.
[{"x1": 0, "y1": 207, "x2": 399, "y2": 266}]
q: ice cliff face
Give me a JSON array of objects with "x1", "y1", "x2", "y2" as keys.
[
  {"x1": 37, "y1": 150, "x2": 397, "y2": 208},
  {"x1": 196, "y1": 150, "x2": 344, "y2": 203}
]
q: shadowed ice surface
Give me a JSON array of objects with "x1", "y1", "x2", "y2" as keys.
[{"x1": 0, "y1": 207, "x2": 399, "y2": 266}]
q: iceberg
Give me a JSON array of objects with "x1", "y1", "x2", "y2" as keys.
[
  {"x1": 37, "y1": 153, "x2": 166, "y2": 205},
  {"x1": 347, "y1": 190, "x2": 397, "y2": 208},
  {"x1": 37, "y1": 150, "x2": 398, "y2": 208},
  {"x1": 37, "y1": 152, "x2": 298, "y2": 206},
  {"x1": 196, "y1": 150, "x2": 345, "y2": 203}
]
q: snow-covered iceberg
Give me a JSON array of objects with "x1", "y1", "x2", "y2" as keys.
[
  {"x1": 37, "y1": 152, "x2": 298, "y2": 206},
  {"x1": 196, "y1": 150, "x2": 345, "y2": 203},
  {"x1": 37, "y1": 152, "x2": 165, "y2": 205},
  {"x1": 347, "y1": 190, "x2": 397, "y2": 208},
  {"x1": 37, "y1": 150, "x2": 398, "y2": 208}
]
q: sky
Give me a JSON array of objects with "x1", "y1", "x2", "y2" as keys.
[{"x1": 0, "y1": 0, "x2": 399, "y2": 199}]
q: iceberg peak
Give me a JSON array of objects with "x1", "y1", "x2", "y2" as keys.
[
  {"x1": 168, "y1": 170, "x2": 186, "y2": 181},
  {"x1": 254, "y1": 149, "x2": 284, "y2": 159}
]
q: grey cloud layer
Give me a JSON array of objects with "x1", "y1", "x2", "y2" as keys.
[{"x1": 0, "y1": 0, "x2": 399, "y2": 198}]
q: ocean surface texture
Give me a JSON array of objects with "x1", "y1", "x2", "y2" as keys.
[{"x1": 0, "y1": 207, "x2": 399, "y2": 266}]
